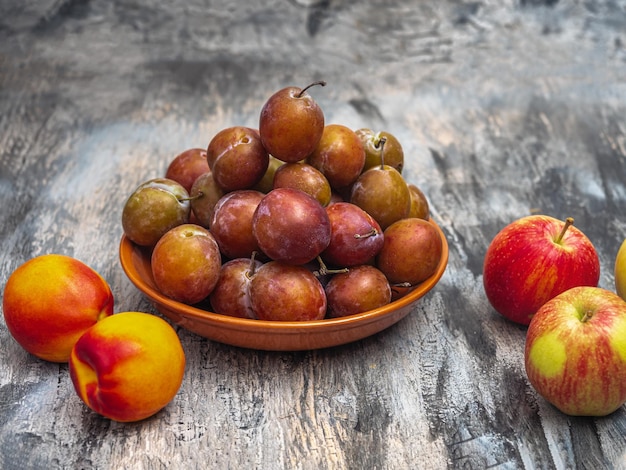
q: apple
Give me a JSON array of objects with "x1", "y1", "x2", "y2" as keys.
[
  {"x1": 69, "y1": 311, "x2": 186, "y2": 422},
  {"x1": 151, "y1": 224, "x2": 222, "y2": 305},
  {"x1": 615, "y1": 238, "x2": 626, "y2": 300},
  {"x1": 2, "y1": 254, "x2": 114, "y2": 362},
  {"x1": 525, "y1": 286, "x2": 626, "y2": 416},
  {"x1": 483, "y1": 215, "x2": 600, "y2": 325}
]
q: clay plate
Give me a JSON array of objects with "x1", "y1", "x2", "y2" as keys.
[{"x1": 119, "y1": 218, "x2": 448, "y2": 351}]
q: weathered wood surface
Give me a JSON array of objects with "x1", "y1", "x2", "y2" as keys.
[{"x1": 1, "y1": 1, "x2": 625, "y2": 469}]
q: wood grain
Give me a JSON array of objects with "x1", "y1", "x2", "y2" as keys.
[{"x1": 1, "y1": 1, "x2": 625, "y2": 469}]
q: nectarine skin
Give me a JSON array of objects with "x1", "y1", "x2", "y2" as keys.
[
  {"x1": 69, "y1": 311, "x2": 185, "y2": 422},
  {"x1": 2, "y1": 254, "x2": 114, "y2": 362}
]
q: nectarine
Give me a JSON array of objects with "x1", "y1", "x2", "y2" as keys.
[
  {"x1": 2, "y1": 254, "x2": 114, "y2": 362},
  {"x1": 69, "y1": 311, "x2": 185, "y2": 422}
]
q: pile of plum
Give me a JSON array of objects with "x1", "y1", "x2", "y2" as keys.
[{"x1": 121, "y1": 81, "x2": 443, "y2": 321}]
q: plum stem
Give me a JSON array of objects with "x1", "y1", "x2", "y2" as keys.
[
  {"x1": 179, "y1": 192, "x2": 203, "y2": 202},
  {"x1": 354, "y1": 226, "x2": 378, "y2": 239},
  {"x1": 555, "y1": 217, "x2": 574, "y2": 244},
  {"x1": 313, "y1": 256, "x2": 348, "y2": 277},
  {"x1": 297, "y1": 80, "x2": 327, "y2": 98},
  {"x1": 246, "y1": 252, "x2": 259, "y2": 279},
  {"x1": 378, "y1": 136, "x2": 387, "y2": 169}
]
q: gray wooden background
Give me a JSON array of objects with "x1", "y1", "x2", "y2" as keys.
[{"x1": 1, "y1": 1, "x2": 625, "y2": 469}]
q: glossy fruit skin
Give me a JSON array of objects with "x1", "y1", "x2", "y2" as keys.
[
  {"x1": 325, "y1": 265, "x2": 391, "y2": 318},
  {"x1": 272, "y1": 162, "x2": 331, "y2": 206},
  {"x1": 615, "y1": 238, "x2": 626, "y2": 300},
  {"x1": 321, "y1": 202, "x2": 384, "y2": 267},
  {"x1": 210, "y1": 190, "x2": 265, "y2": 259},
  {"x1": 122, "y1": 178, "x2": 190, "y2": 247},
  {"x1": 376, "y1": 218, "x2": 443, "y2": 286},
  {"x1": 249, "y1": 261, "x2": 327, "y2": 321},
  {"x1": 408, "y1": 184, "x2": 430, "y2": 220},
  {"x1": 483, "y1": 215, "x2": 600, "y2": 325},
  {"x1": 189, "y1": 171, "x2": 225, "y2": 228},
  {"x1": 307, "y1": 124, "x2": 365, "y2": 190},
  {"x1": 207, "y1": 126, "x2": 269, "y2": 191},
  {"x1": 252, "y1": 188, "x2": 331, "y2": 265},
  {"x1": 355, "y1": 128, "x2": 404, "y2": 174},
  {"x1": 350, "y1": 165, "x2": 411, "y2": 230},
  {"x1": 525, "y1": 286, "x2": 626, "y2": 416},
  {"x1": 69, "y1": 311, "x2": 185, "y2": 422},
  {"x1": 210, "y1": 257, "x2": 262, "y2": 319},
  {"x1": 165, "y1": 148, "x2": 210, "y2": 192},
  {"x1": 2, "y1": 254, "x2": 114, "y2": 362},
  {"x1": 151, "y1": 224, "x2": 222, "y2": 305},
  {"x1": 259, "y1": 85, "x2": 325, "y2": 163},
  {"x1": 254, "y1": 155, "x2": 284, "y2": 194}
]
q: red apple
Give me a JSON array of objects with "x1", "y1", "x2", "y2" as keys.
[
  {"x1": 525, "y1": 286, "x2": 626, "y2": 416},
  {"x1": 483, "y1": 215, "x2": 600, "y2": 325}
]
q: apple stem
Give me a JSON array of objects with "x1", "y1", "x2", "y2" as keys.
[
  {"x1": 555, "y1": 217, "x2": 574, "y2": 244},
  {"x1": 297, "y1": 80, "x2": 327, "y2": 98},
  {"x1": 378, "y1": 136, "x2": 387, "y2": 169},
  {"x1": 313, "y1": 256, "x2": 348, "y2": 277},
  {"x1": 580, "y1": 309, "x2": 594, "y2": 322},
  {"x1": 354, "y1": 226, "x2": 378, "y2": 239}
]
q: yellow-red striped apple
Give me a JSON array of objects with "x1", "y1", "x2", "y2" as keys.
[{"x1": 525, "y1": 286, "x2": 626, "y2": 416}]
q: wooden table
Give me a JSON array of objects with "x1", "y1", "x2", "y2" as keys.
[{"x1": 1, "y1": 1, "x2": 625, "y2": 469}]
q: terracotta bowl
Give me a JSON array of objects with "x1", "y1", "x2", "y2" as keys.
[{"x1": 119, "y1": 219, "x2": 448, "y2": 351}]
